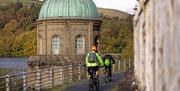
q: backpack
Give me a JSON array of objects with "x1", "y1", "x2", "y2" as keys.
[
  {"x1": 104, "y1": 59, "x2": 111, "y2": 67},
  {"x1": 88, "y1": 53, "x2": 99, "y2": 64}
]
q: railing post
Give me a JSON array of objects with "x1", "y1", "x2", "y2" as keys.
[
  {"x1": 124, "y1": 60, "x2": 126, "y2": 71},
  {"x1": 86, "y1": 69, "x2": 89, "y2": 79},
  {"x1": 59, "y1": 66, "x2": 63, "y2": 85},
  {"x1": 78, "y1": 64, "x2": 81, "y2": 80},
  {"x1": 129, "y1": 59, "x2": 131, "y2": 69},
  {"x1": 23, "y1": 72, "x2": 27, "y2": 91},
  {"x1": 69, "y1": 65, "x2": 72, "y2": 83},
  {"x1": 49, "y1": 68, "x2": 53, "y2": 87},
  {"x1": 118, "y1": 60, "x2": 121, "y2": 71},
  {"x1": 113, "y1": 64, "x2": 115, "y2": 72},
  {"x1": 6, "y1": 75, "x2": 9, "y2": 91},
  {"x1": 36, "y1": 70, "x2": 40, "y2": 91}
]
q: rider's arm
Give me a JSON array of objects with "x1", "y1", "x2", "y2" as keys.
[
  {"x1": 85, "y1": 53, "x2": 90, "y2": 66},
  {"x1": 96, "y1": 53, "x2": 104, "y2": 66},
  {"x1": 109, "y1": 55, "x2": 115, "y2": 64},
  {"x1": 102, "y1": 55, "x2": 106, "y2": 62}
]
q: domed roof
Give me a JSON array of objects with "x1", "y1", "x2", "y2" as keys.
[{"x1": 39, "y1": 0, "x2": 100, "y2": 20}]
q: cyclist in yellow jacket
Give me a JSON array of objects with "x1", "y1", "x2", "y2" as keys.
[{"x1": 85, "y1": 46, "x2": 104, "y2": 77}]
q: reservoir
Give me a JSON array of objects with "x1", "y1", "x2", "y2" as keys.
[{"x1": 0, "y1": 58, "x2": 28, "y2": 76}]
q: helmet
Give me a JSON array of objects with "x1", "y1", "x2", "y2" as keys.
[{"x1": 91, "y1": 46, "x2": 97, "y2": 51}]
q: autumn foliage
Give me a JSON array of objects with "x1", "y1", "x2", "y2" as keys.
[
  {"x1": 0, "y1": 2, "x2": 40, "y2": 57},
  {"x1": 0, "y1": 2, "x2": 133, "y2": 59}
]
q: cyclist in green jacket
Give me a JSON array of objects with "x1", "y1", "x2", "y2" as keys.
[
  {"x1": 85, "y1": 46, "x2": 104, "y2": 77},
  {"x1": 103, "y1": 53, "x2": 115, "y2": 81}
]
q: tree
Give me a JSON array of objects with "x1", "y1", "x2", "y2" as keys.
[
  {"x1": 0, "y1": 5, "x2": 2, "y2": 11},
  {"x1": 3, "y1": 19, "x2": 18, "y2": 33},
  {"x1": 15, "y1": 2, "x2": 23, "y2": 11},
  {"x1": 100, "y1": 15, "x2": 134, "y2": 60},
  {"x1": 0, "y1": 3, "x2": 39, "y2": 57},
  {"x1": 11, "y1": 29, "x2": 37, "y2": 57}
]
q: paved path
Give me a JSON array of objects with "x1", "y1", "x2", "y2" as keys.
[{"x1": 63, "y1": 72, "x2": 125, "y2": 91}]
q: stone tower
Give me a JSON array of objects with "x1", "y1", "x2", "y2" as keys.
[{"x1": 36, "y1": 0, "x2": 102, "y2": 61}]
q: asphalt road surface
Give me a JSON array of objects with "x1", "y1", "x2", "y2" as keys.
[{"x1": 63, "y1": 72, "x2": 125, "y2": 91}]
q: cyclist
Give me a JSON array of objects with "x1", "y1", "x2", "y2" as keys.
[
  {"x1": 85, "y1": 46, "x2": 104, "y2": 78},
  {"x1": 102, "y1": 53, "x2": 115, "y2": 81}
]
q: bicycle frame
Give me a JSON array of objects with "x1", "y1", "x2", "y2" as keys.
[
  {"x1": 88, "y1": 68, "x2": 99, "y2": 91},
  {"x1": 104, "y1": 68, "x2": 110, "y2": 83}
]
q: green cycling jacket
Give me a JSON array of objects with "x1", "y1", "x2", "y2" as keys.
[{"x1": 86, "y1": 51, "x2": 104, "y2": 67}]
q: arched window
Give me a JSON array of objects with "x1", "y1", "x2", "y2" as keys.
[
  {"x1": 52, "y1": 35, "x2": 60, "y2": 54},
  {"x1": 76, "y1": 35, "x2": 84, "y2": 54},
  {"x1": 39, "y1": 37, "x2": 43, "y2": 54}
]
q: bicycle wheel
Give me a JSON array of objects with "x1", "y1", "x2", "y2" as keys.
[
  {"x1": 95, "y1": 77, "x2": 100, "y2": 91},
  {"x1": 107, "y1": 70, "x2": 112, "y2": 82},
  {"x1": 104, "y1": 71, "x2": 109, "y2": 83},
  {"x1": 89, "y1": 76, "x2": 94, "y2": 91},
  {"x1": 92, "y1": 73, "x2": 99, "y2": 91}
]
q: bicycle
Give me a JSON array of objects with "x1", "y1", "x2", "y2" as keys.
[
  {"x1": 104, "y1": 68, "x2": 111, "y2": 83},
  {"x1": 88, "y1": 67, "x2": 100, "y2": 91}
]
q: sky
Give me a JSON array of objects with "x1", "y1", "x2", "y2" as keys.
[
  {"x1": 39, "y1": 0, "x2": 137, "y2": 14},
  {"x1": 93, "y1": 0, "x2": 137, "y2": 14}
]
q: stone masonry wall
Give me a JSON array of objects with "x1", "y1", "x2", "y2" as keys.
[
  {"x1": 37, "y1": 20, "x2": 101, "y2": 57},
  {"x1": 134, "y1": 0, "x2": 180, "y2": 91}
]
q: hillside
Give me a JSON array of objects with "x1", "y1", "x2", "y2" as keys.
[
  {"x1": 98, "y1": 8, "x2": 130, "y2": 19},
  {"x1": 0, "y1": 0, "x2": 38, "y2": 3},
  {"x1": 0, "y1": 0, "x2": 41, "y2": 5},
  {"x1": 0, "y1": 2, "x2": 133, "y2": 59}
]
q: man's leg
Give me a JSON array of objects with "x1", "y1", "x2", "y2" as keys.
[
  {"x1": 108, "y1": 66, "x2": 112, "y2": 81},
  {"x1": 88, "y1": 67, "x2": 92, "y2": 79},
  {"x1": 88, "y1": 67, "x2": 90, "y2": 74},
  {"x1": 105, "y1": 66, "x2": 108, "y2": 71},
  {"x1": 95, "y1": 67, "x2": 99, "y2": 78}
]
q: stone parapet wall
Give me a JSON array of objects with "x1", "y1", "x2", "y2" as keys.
[{"x1": 134, "y1": 0, "x2": 180, "y2": 91}]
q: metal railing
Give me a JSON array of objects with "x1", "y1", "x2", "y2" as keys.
[{"x1": 0, "y1": 58, "x2": 133, "y2": 91}]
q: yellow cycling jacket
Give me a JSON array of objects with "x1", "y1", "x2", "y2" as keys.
[{"x1": 85, "y1": 51, "x2": 104, "y2": 67}]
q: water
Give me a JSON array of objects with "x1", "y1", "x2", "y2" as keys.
[{"x1": 0, "y1": 58, "x2": 29, "y2": 75}]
